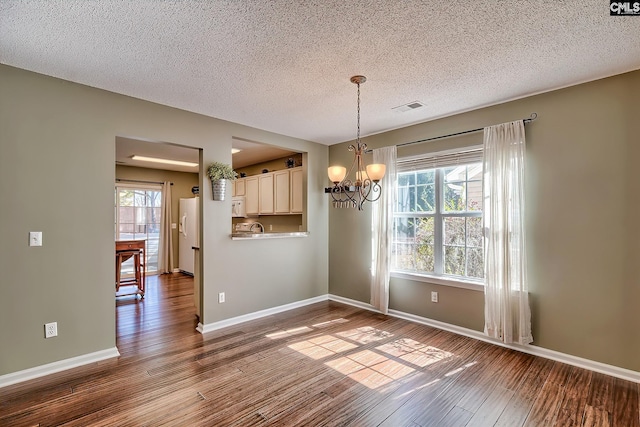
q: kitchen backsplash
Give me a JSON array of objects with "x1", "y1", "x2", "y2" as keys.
[{"x1": 231, "y1": 215, "x2": 302, "y2": 233}]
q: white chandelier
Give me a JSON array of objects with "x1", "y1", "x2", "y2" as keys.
[{"x1": 327, "y1": 75, "x2": 386, "y2": 210}]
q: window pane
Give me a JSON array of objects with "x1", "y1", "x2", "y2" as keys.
[
  {"x1": 119, "y1": 190, "x2": 134, "y2": 206},
  {"x1": 443, "y1": 217, "x2": 465, "y2": 245},
  {"x1": 119, "y1": 223, "x2": 134, "y2": 234},
  {"x1": 393, "y1": 217, "x2": 415, "y2": 270},
  {"x1": 467, "y1": 247, "x2": 484, "y2": 279},
  {"x1": 415, "y1": 217, "x2": 435, "y2": 272},
  {"x1": 417, "y1": 171, "x2": 434, "y2": 185},
  {"x1": 467, "y1": 164, "x2": 482, "y2": 181},
  {"x1": 467, "y1": 217, "x2": 483, "y2": 247},
  {"x1": 392, "y1": 243, "x2": 415, "y2": 270},
  {"x1": 467, "y1": 179, "x2": 482, "y2": 211},
  {"x1": 398, "y1": 173, "x2": 415, "y2": 187},
  {"x1": 444, "y1": 246, "x2": 465, "y2": 276},
  {"x1": 444, "y1": 182, "x2": 466, "y2": 212},
  {"x1": 416, "y1": 184, "x2": 435, "y2": 212},
  {"x1": 393, "y1": 217, "x2": 434, "y2": 273},
  {"x1": 119, "y1": 206, "x2": 134, "y2": 223},
  {"x1": 397, "y1": 186, "x2": 416, "y2": 212},
  {"x1": 443, "y1": 166, "x2": 466, "y2": 182},
  {"x1": 149, "y1": 191, "x2": 162, "y2": 207}
]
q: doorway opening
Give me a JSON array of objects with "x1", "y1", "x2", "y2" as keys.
[{"x1": 114, "y1": 136, "x2": 202, "y2": 324}]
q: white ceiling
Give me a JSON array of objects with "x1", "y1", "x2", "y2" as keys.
[
  {"x1": 2, "y1": 1, "x2": 640, "y2": 145},
  {"x1": 115, "y1": 137, "x2": 200, "y2": 173}
]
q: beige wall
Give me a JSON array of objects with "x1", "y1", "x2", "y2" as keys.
[
  {"x1": 0, "y1": 65, "x2": 329, "y2": 376},
  {"x1": 115, "y1": 165, "x2": 199, "y2": 268},
  {"x1": 329, "y1": 70, "x2": 640, "y2": 372}
]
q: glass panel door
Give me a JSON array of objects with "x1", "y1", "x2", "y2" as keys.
[{"x1": 115, "y1": 185, "x2": 162, "y2": 274}]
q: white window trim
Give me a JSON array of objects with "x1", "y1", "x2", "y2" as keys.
[{"x1": 391, "y1": 271, "x2": 484, "y2": 292}]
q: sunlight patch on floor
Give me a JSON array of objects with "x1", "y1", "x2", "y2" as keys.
[
  {"x1": 312, "y1": 318, "x2": 349, "y2": 328},
  {"x1": 286, "y1": 324, "x2": 458, "y2": 390},
  {"x1": 288, "y1": 337, "x2": 358, "y2": 360},
  {"x1": 336, "y1": 326, "x2": 394, "y2": 344},
  {"x1": 265, "y1": 326, "x2": 313, "y2": 339}
]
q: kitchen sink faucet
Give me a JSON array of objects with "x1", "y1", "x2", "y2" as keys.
[{"x1": 250, "y1": 222, "x2": 265, "y2": 233}]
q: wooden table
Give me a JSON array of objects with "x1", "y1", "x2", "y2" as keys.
[{"x1": 115, "y1": 239, "x2": 146, "y2": 298}]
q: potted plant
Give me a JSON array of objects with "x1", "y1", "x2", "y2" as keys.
[{"x1": 206, "y1": 162, "x2": 237, "y2": 201}]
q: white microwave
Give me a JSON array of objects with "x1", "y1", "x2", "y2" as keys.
[{"x1": 232, "y1": 196, "x2": 246, "y2": 218}]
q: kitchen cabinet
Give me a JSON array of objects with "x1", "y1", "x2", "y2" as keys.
[
  {"x1": 259, "y1": 173, "x2": 274, "y2": 214},
  {"x1": 245, "y1": 177, "x2": 259, "y2": 215},
  {"x1": 290, "y1": 167, "x2": 303, "y2": 213},
  {"x1": 238, "y1": 167, "x2": 303, "y2": 216},
  {"x1": 235, "y1": 178, "x2": 246, "y2": 196},
  {"x1": 274, "y1": 170, "x2": 290, "y2": 214}
]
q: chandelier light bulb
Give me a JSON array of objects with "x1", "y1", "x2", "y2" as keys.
[
  {"x1": 328, "y1": 166, "x2": 347, "y2": 183},
  {"x1": 366, "y1": 164, "x2": 386, "y2": 182}
]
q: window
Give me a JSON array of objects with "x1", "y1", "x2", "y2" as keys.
[
  {"x1": 115, "y1": 185, "x2": 162, "y2": 273},
  {"x1": 392, "y1": 150, "x2": 484, "y2": 282}
]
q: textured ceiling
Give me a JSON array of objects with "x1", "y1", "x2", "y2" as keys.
[{"x1": 2, "y1": 1, "x2": 640, "y2": 145}]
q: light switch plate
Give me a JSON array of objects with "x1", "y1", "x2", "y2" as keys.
[
  {"x1": 171, "y1": 223, "x2": 177, "y2": 229},
  {"x1": 29, "y1": 231, "x2": 43, "y2": 247}
]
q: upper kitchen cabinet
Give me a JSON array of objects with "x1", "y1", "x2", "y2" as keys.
[
  {"x1": 274, "y1": 170, "x2": 290, "y2": 214},
  {"x1": 245, "y1": 176, "x2": 259, "y2": 215},
  {"x1": 259, "y1": 173, "x2": 274, "y2": 214},
  {"x1": 290, "y1": 167, "x2": 303, "y2": 214}
]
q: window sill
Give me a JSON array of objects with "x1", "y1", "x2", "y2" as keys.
[{"x1": 390, "y1": 271, "x2": 484, "y2": 292}]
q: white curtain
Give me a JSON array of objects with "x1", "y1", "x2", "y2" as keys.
[
  {"x1": 158, "y1": 181, "x2": 173, "y2": 274},
  {"x1": 483, "y1": 120, "x2": 533, "y2": 345},
  {"x1": 371, "y1": 146, "x2": 397, "y2": 314}
]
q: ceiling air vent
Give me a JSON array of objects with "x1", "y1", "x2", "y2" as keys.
[{"x1": 392, "y1": 101, "x2": 426, "y2": 113}]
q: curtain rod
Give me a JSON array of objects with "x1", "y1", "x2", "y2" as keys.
[
  {"x1": 366, "y1": 112, "x2": 538, "y2": 153},
  {"x1": 116, "y1": 178, "x2": 173, "y2": 185}
]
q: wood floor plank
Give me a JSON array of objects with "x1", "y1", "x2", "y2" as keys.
[
  {"x1": 553, "y1": 366, "x2": 592, "y2": 427},
  {"x1": 582, "y1": 404, "x2": 612, "y2": 427},
  {"x1": 522, "y1": 370, "x2": 565, "y2": 427},
  {"x1": 494, "y1": 356, "x2": 555, "y2": 427},
  {"x1": 466, "y1": 386, "x2": 514, "y2": 427},
  {"x1": 1, "y1": 273, "x2": 638, "y2": 427},
  {"x1": 611, "y1": 377, "x2": 640, "y2": 427},
  {"x1": 439, "y1": 406, "x2": 474, "y2": 427}
]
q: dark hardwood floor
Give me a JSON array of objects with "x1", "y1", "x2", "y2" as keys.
[{"x1": 1, "y1": 273, "x2": 638, "y2": 426}]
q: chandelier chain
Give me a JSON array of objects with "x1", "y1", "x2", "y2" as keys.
[{"x1": 356, "y1": 82, "x2": 361, "y2": 144}]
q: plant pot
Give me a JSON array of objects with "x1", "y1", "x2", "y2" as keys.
[{"x1": 211, "y1": 179, "x2": 226, "y2": 201}]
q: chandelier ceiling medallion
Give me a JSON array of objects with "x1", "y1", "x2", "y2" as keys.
[{"x1": 327, "y1": 75, "x2": 386, "y2": 210}]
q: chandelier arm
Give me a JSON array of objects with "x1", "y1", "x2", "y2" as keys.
[{"x1": 360, "y1": 179, "x2": 382, "y2": 203}]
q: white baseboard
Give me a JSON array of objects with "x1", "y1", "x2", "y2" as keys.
[
  {"x1": 328, "y1": 294, "x2": 640, "y2": 384},
  {"x1": 197, "y1": 295, "x2": 329, "y2": 334},
  {"x1": 0, "y1": 347, "x2": 120, "y2": 389}
]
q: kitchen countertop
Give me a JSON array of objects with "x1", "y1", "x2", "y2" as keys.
[{"x1": 230, "y1": 231, "x2": 310, "y2": 240}]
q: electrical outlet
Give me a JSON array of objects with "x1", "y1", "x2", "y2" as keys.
[
  {"x1": 218, "y1": 292, "x2": 225, "y2": 303},
  {"x1": 269, "y1": 224, "x2": 273, "y2": 231},
  {"x1": 29, "y1": 231, "x2": 43, "y2": 247},
  {"x1": 431, "y1": 291, "x2": 438, "y2": 303},
  {"x1": 45, "y1": 322, "x2": 57, "y2": 338}
]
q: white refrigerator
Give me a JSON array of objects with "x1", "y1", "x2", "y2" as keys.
[{"x1": 179, "y1": 197, "x2": 199, "y2": 275}]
